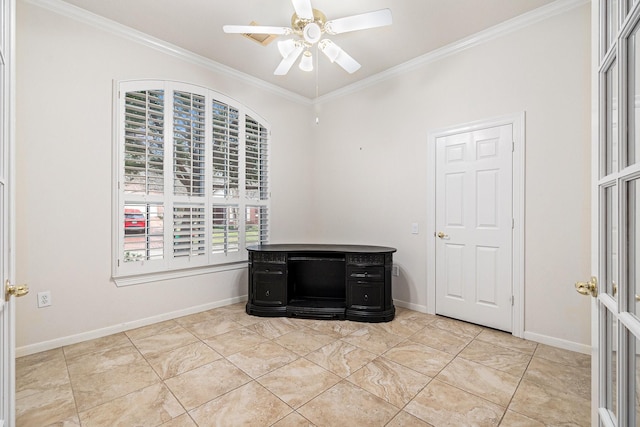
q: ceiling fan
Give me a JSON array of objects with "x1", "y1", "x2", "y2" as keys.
[{"x1": 223, "y1": 0, "x2": 392, "y2": 75}]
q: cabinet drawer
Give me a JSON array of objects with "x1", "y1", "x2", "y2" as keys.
[
  {"x1": 253, "y1": 264, "x2": 286, "y2": 275},
  {"x1": 347, "y1": 281, "x2": 383, "y2": 310},
  {"x1": 252, "y1": 264, "x2": 286, "y2": 306},
  {"x1": 347, "y1": 266, "x2": 384, "y2": 281},
  {"x1": 254, "y1": 279, "x2": 286, "y2": 306}
]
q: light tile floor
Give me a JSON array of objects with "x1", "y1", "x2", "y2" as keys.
[{"x1": 15, "y1": 304, "x2": 591, "y2": 426}]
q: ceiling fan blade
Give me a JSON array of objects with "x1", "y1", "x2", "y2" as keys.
[
  {"x1": 274, "y1": 46, "x2": 303, "y2": 75},
  {"x1": 325, "y1": 9, "x2": 392, "y2": 34},
  {"x1": 223, "y1": 25, "x2": 289, "y2": 35},
  {"x1": 319, "y1": 40, "x2": 361, "y2": 74},
  {"x1": 291, "y1": 0, "x2": 314, "y2": 20},
  {"x1": 332, "y1": 49, "x2": 361, "y2": 74}
]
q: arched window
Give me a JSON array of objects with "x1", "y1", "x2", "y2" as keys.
[{"x1": 114, "y1": 80, "x2": 269, "y2": 282}]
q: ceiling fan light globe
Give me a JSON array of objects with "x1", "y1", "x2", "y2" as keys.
[
  {"x1": 278, "y1": 39, "x2": 297, "y2": 58},
  {"x1": 299, "y1": 51, "x2": 313, "y2": 72},
  {"x1": 303, "y1": 23, "x2": 322, "y2": 44}
]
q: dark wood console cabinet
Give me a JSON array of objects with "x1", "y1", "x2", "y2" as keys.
[{"x1": 246, "y1": 244, "x2": 396, "y2": 323}]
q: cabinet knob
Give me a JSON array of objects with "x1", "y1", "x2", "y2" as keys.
[
  {"x1": 265, "y1": 290, "x2": 270, "y2": 297},
  {"x1": 364, "y1": 294, "x2": 368, "y2": 301}
]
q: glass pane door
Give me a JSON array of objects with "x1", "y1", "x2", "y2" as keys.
[{"x1": 597, "y1": 1, "x2": 640, "y2": 426}]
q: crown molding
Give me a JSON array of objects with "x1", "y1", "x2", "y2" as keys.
[
  {"x1": 21, "y1": 0, "x2": 313, "y2": 106},
  {"x1": 23, "y1": 0, "x2": 587, "y2": 106},
  {"x1": 314, "y1": 0, "x2": 589, "y2": 104}
]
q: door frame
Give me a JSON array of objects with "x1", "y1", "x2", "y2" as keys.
[
  {"x1": 426, "y1": 112, "x2": 525, "y2": 337},
  {"x1": 1, "y1": 0, "x2": 17, "y2": 424}
]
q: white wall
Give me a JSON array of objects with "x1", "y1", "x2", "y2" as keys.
[
  {"x1": 15, "y1": 0, "x2": 592, "y2": 353},
  {"x1": 14, "y1": 1, "x2": 315, "y2": 353},
  {"x1": 310, "y1": 4, "x2": 592, "y2": 349}
]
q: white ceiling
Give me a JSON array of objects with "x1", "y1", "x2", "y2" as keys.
[{"x1": 58, "y1": 0, "x2": 557, "y2": 99}]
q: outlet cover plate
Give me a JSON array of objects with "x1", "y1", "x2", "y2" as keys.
[{"x1": 37, "y1": 291, "x2": 51, "y2": 308}]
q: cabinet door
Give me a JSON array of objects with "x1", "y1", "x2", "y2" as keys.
[
  {"x1": 347, "y1": 281, "x2": 383, "y2": 310},
  {"x1": 253, "y1": 265, "x2": 286, "y2": 306}
]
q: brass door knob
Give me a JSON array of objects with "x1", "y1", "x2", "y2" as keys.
[
  {"x1": 5, "y1": 279, "x2": 29, "y2": 299},
  {"x1": 437, "y1": 232, "x2": 448, "y2": 239},
  {"x1": 575, "y1": 276, "x2": 598, "y2": 298}
]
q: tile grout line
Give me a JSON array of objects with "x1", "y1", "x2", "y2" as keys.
[
  {"x1": 493, "y1": 341, "x2": 539, "y2": 426},
  {"x1": 61, "y1": 346, "x2": 83, "y2": 426}
]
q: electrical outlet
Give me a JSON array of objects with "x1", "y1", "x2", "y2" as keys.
[{"x1": 37, "y1": 291, "x2": 51, "y2": 308}]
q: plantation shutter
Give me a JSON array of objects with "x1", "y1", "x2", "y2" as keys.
[
  {"x1": 212, "y1": 205, "x2": 239, "y2": 254},
  {"x1": 212, "y1": 100, "x2": 239, "y2": 198},
  {"x1": 173, "y1": 205, "x2": 206, "y2": 258},
  {"x1": 245, "y1": 115, "x2": 268, "y2": 201},
  {"x1": 120, "y1": 89, "x2": 166, "y2": 270},
  {"x1": 245, "y1": 114, "x2": 269, "y2": 247},
  {"x1": 123, "y1": 203, "x2": 164, "y2": 262},
  {"x1": 123, "y1": 90, "x2": 164, "y2": 195},
  {"x1": 173, "y1": 91, "x2": 206, "y2": 197},
  {"x1": 246, "y1": 205, "x2": 268, "y2": 246}
]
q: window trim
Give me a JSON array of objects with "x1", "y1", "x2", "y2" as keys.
[
  {"x1": 114, "y1": 262, "x2": 249, "y2": 287},
  {"x1": 112, "y1": 80, "x2": 270, "y2": 285}
]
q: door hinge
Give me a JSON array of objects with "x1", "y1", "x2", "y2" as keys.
[
  {"x1": 512, "y1": 218, "x2": 515, "y2": 229},
  {"x1": 512, "y1": 141, "x2": 515, "y2": 152},
  {"x1": 511, "y1": 295, "x2": 515, "y2": 306}
]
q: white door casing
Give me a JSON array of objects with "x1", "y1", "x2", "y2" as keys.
[
  {"x1": 0, "y1": 0, "x2": 16, "y2": 425},
  {"x1": 427, "y1": 113, "x2": 525, "y2": 337}
]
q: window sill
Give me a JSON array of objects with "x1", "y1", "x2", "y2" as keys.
[{"x1": 113, "y1": 261, "x2": 249, "y2": 287}]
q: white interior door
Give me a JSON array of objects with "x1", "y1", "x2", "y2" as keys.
[
  {"x1": 589, "y1": 0, "x2": 640, "y2": 425},
  {"x1": 0, "y1": 0, "x2": 16, "y2": 425},
  {"x1": 434, "y1": 124, "x2": 513, "y2": 332}
]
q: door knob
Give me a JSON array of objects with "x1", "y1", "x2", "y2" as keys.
[
  {"x1": 5, "y1": 279, "x2": 29, "y2": 299},
  {"x1": 437, "y1": 232, "x2": 448, "y2": 239},
  {"x1": 575, "y1": 276, "x2": 598, "y2": 298}
]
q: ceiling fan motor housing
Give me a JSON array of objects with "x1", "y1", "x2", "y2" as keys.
[
  {"x1": 303, "y1": 22, "x2": 322, "y2": 44},
  {"x1": 291, "y1": 8, "x2": 326, "y2": 45}
]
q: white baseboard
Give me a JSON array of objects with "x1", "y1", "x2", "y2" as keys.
[
  {"x1": 523, "y1": 331, "x2": 591, "y2": 355},
  {"x1": 395, "y1": 299, "x2": 591, "y2": 356},
  {"x1": 393, "y1": 299, "x2": 428, "y2": 314},
  {"x1": 16, "y1": 295, "x2": 248, "y2": 358}
]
